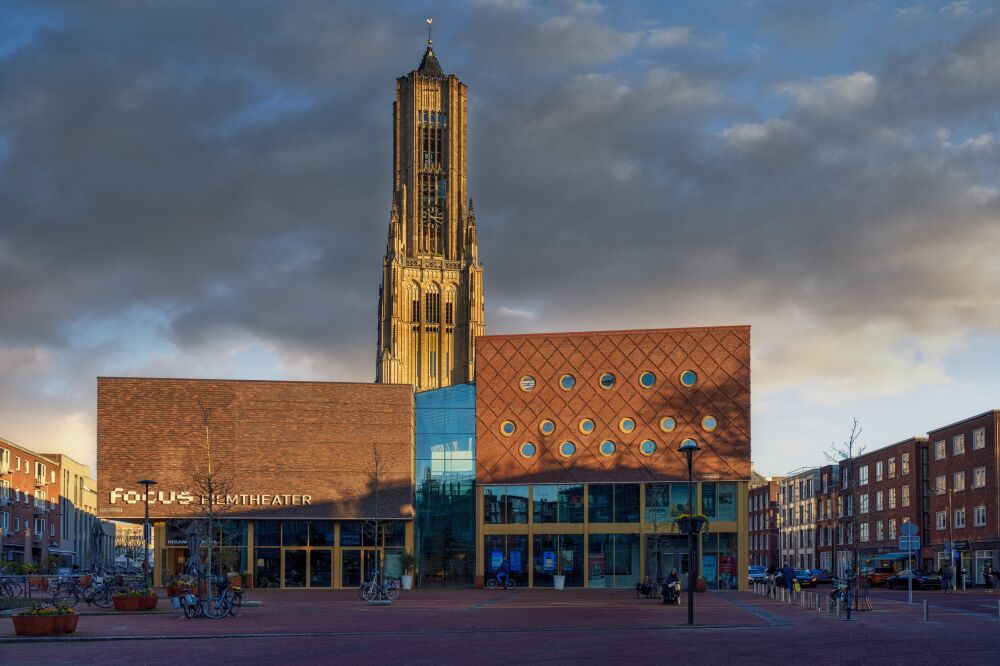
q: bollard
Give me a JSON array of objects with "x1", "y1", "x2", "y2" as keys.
[
  {"x1": 997, "y1": 600, "x2": 999, "y2": 621},
  {"x1": 836, "y1": 598, "x2": 841, "y2": 619},
  {"x1": 923, "y1": 599, "x2": 929, "y2": 622}
]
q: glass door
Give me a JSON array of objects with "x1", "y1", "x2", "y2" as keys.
[
  {"x1": 310, "y1": 550, "x2": 333, "y2": 588},
  {"x1": 342, "y1": 550, "x2": 361, "y2": 587}
]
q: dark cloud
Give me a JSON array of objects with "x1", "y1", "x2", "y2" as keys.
[{"x1": 1, "y1": 1, "x2": 999, "y2": 467}]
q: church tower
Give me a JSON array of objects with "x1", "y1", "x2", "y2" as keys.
[{"x1": 376, "y1": 34, "x2": 484, "y2": 389}]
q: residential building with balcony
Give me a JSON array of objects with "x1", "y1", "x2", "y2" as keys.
[
  {"x1": 778, "y1": 468, "x2": 819, "y2": 569},
  {"x1": 749, "y1": 476, "x2": 782, "y2": 567},
  {"x1": 0, "y1": 436, "x2": 61, "y2": 564}
]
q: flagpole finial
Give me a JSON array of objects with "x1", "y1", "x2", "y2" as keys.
[{"x1": 426, "y1": 18, "x2": 433, "y2": 46}]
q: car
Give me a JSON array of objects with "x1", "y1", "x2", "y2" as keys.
[
  {"x1": 748, "y1": 565, "x2": 768, "y2": 585},
  {"x1": 867, "y1": 566, "x2": 897, "y2": 587},
  {"x1": 886, "y1": 570, "x2": 942, "y2": 590},
  {"x1": 775, "y1": 569, "x2": 818, "y2": 588},
  {"x1": 809, "y1": 569, "x2": 834, "y2": 584}
]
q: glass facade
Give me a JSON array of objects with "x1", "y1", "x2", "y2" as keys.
[{"x1": 414, "y1": 383, "x2": 477, "y2": 586}]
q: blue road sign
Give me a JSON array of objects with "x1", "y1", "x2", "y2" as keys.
[
  {"x1": 900, "y1": 523, "x2": 918, "y2": 537},
  {"x1": 899, "y1": 536, "x2": 920, "y2": 550}
]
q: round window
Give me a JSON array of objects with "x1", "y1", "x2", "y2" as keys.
[
  {"x1": 539, "y1": 419, "x2": 556, "y2": 436},
  {"x1": 599, "y1": 373, "x2": 616, "y2": 390},
  {"x1": 680, "y1": 370, "x2": 698, "y2": 387},
  {"x1": 599, "y1": 440, "x2": 616, "y2": 456},
  {"x1": 639, "y1": 371, "x2": 656, "y2": 388},
  {"x1": 519, "y1": 375, "x2": 536, "y2": 392},
  {"x1": 559, "y1": 374, "x2": 576, "y2": 391},
  {"x1": 659, "y1": 416, "x2": 677, "y2": 433},
  {"x1": 619, "y1": 418, "x2": 636, "y2": 434},
  {"x1": 701, "y1": 415, "x2": 719, "y2": 432},
  {"x1": 559, "y1": 441, "x2": 576, "y2": 457},
  {"x1": 579, "y1": 418, "x2": 595, "y2": 435},
  {"x1": 520, "y1": 442, "x2": 537, "y2": 458},
  {"x1": 500, "y1": 420, "x2": 516, "y2": 437},
  {"x1": 640, "y1": 439, "x2": 657, "y2": 456}
]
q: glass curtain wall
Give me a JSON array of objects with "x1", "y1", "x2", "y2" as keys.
[{"x1": 415, "y1": 383, "x2": 477, "y2": 586}]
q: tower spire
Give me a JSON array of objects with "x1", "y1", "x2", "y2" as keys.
[{"x1": 426, "y1": 17, "x2": 433, "y2": 46}]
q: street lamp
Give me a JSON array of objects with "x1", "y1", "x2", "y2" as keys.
[
  {"x1": 680, "y1": 438, "x2": 700, "y2": 626},
  {"x1": 137, "y1": 479, "x2": 157, "y2": 588}
]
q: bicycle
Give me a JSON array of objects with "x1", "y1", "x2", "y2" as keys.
[
  {"x1": 0, "y1": 570, "x2": 24, "y2": 598},
  {"x1": 227, "y1": 585, "x2": 243, "y2": 617},
  {"x1": 51, "y1": 575, "x2": 115, "y2": 609},
  {"x1": 486, "y1": 571, "x2": 515, "y2": 591},
  {"x1": 358, "y1": 570, "x2": 400, "y2": 601}
]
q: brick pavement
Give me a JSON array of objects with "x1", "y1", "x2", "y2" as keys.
[{"x1": 2, "y1": 588, "x2": 999, "y2": 665}]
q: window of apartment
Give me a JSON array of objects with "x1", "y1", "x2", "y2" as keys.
[
  {"x1": 953, "y1": 434, "x2": 965, "y2": 456},
  {"x1": 860, "y1": 523, "x2": 869, "y2": 542},
  {"x1": 875, "y1": 491, "x2": 884, "y2": 511},
  {"x1": 837, "y1": 497, "x2": 844, "y2": 518},
  {"x1": 842, "y1": 468, "x2": 850, "y2": 489},
  {"x1": 974, "y1": 505, "x2": 987, "y2": 527},
  {"x1": 875, "y1": 461, "x2": 884, "y2": 482},
  {"x1": 859, "y1": 465, "x2": 869, "y2": 486},
  {"x1": 16, "y1": 456, "x2": 20, "y2": 471},
  {"x1": 936, "y1": 511, "x2": 947, "y2": 530},
  {"x1": 954, "y1": 471, "x2": 966, "y2": 493},
  {"x1": 889, "y1": 487, "x2": 896, "y2": 510},
  {"x1": 889, "y1": 519, "x2": 897, "y2": 540},
  {"x1": 954, "y1": 508, "x2": 966, "y2": 529},
  {"x1": 14, "y1": 517, "x2": 20, "y2": 532},
  {"x1": 935, "y1": 475, "x2": 946, "y2": 493},
  {"x1": 34, "y1": 517, "x2": 44, "y2": 536},
  {"x1": 973, "y1": 467, "x2": 986, "y2": 488},
  {"x1": 934, "y1": 440, "x2": 946, "y2": 460},
  {"x1": 847, "y1": 495, "x2": 854, "y2": 516},
  {"x1": 860, "y1": 494, "x2": 869, "y2": 514},
  {"x1": 0, "y1": 511, "x2": 8, "y2": 531},
  {"x1": 823, "y1": 474, "x2": 828, "y2": 493},
  {"x1": 888, "y1": 457, "x2": 896, "y2": 479},
  {"x1": 902, "y1": 485, "x2": 911, "y2": 507},
  {"x1": 973, "y1": 428, "x2": 986, "y2": 450},
  {"x1": 902, "y1": 452, "x2": 910, "y2": 475},
  {"x1": 876, "y1": 521, "x2": 884, "y2": 541},
  {"x1": 50, "y1": 523, "x2": 55, "y2": 537}
]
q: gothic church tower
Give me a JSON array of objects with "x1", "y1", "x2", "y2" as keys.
[{"x1": 376, "y1": 37, "x2": 484, "y2": 389}]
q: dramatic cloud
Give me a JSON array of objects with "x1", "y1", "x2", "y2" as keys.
[{"x1": 1, "y1": 1, "x2": 998, "y2": 475}]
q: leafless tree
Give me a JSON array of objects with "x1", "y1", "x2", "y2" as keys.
[
  {"x1": 364, "y1": 443, "x2": 390, "y2": 579},
  {"x1": 114, "y1": 531, "x2": 145, "y2": 569},
  {"x1": 645, "y1": 483, "x2": 671, "y2": 581},
  {"x1": 826, "y1": 418, "x2": 865, "y2": 585},
  {"x1": 185, "y1": 401, "x2": 235, "y2": 581}
]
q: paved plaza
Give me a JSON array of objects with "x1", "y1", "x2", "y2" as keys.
[{"x1": 3, "y1": 587, "x2": 1000, "y2": 664}]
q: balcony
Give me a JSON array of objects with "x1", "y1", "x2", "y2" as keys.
[
  {"x1": 33, "y1": 504, "x2": 46, "y2": 515},
  {"x1": 0, "y1": 495, "x2": 10, "y2": 507},
  {"x1": 33, "y1": 532, "x2": 42, "y2": 542},
  {"x1": 0, "y1": 461, "x2": 10, "y2": 475},
  {"x1": 34, "y1": 475, "x2": 46, "y2": 487}
]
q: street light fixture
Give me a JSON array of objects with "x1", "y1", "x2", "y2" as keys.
[
  {"x1": 137, "y1": 479, "x2": 157, "y2": 588},
  {"x1": 679, "y1": 438, "x2": 700, "y2": 626}
]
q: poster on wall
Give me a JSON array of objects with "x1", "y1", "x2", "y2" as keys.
[
  {"x1": 589, "y1": 553, "x2": 606, "y2": 588},
  {"x1": 491, "y1": 550, "x2": 504, "y2": 571},
  {"x1": 719, "y1": 556, "x2": 737, "y2": 589},
  {"x1": 702, "y1": 554, "x2": 718, "y2": 587},
  {"x1": 510, "y1": 550, "x2": 522, "y2": 573},
  {"x1": 543, "y1": 551, "x2": 556, "y2": 573},
  {"x1": 560, "y1": 549, "x2": 575, "y2": 573}
]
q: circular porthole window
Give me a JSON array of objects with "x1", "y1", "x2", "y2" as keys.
[
  {"x1": 599, "y1": 373, "x2": 616, "y2": 389},
  {"x1": 701, "y1": 415, "x2": 719, "y2": 432},
  {"x1": 599, "y1": 440, "x2": 616, "y2": 456},
  {"x1": 640, "y1": 439, "x2": 657, "y2": 456},
  {"x1": 659, "y1": 416, "x2": 677, "y2": 433},
  {"x1": 680, "y1": 370, "x2": 698, "y2": 387},
  {"x1": 500, "y1": 420, "x2": 516, "y2": 437},
  {"x1": 520, "y1": 442, "x2": 537, "y2": 458},
  {"x1": 619, "y1": 417, "x2": 636, "y2": 434},
  {"x1": 539, "y1": 419, "x2": 556, "y2": 436},
  {"x1": 638, "y1": 371, "x2": 656, "y2": 389},
  {"x1": 579, "y1": 418, "x2": 595, "y2": 435},
  {"x1": 519, "y1": 376, "x2": 536, "y2": 392},
  {"x1": 559, "y1": 374, "x2": 576, "y2": 391},
  {"x1": 559, "y1": 441, "x2": 576, "y2": 457}
]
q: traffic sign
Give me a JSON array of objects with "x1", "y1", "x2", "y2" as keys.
[
  {"x1": 899, "y1": 536, "x2": 920, "y2": 550},
  {"x1": 900, "y1": 523, "x2": 918, "y2": 537},
  {"x1": 955, "y1": 540, "x2": 971, "y2": 551}
]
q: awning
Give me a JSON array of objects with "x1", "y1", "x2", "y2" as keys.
[
  {"x1": 46, "y1": 547, "x2": 77, "y2": 555},
  {"x1": 867, "y1": 552, "x2": 916, "y2": 561}
]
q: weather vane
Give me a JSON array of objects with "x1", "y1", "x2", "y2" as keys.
[{"x1": 426, "y1": 17, "x2": 433, "y2": 45}]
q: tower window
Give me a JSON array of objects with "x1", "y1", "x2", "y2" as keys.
[
  {"x1": 426, "y1": 292, "x2": 440, "y2": 324},
  {"x1": 445, "y1": 302, "x2": 453, "y2": 325},
  {"x1": 411, "y1": 299, "x2": 420, "y2": 322}
]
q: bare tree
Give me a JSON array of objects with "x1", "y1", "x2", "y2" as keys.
[
  {"x1": 645, "y1": 483, "x2": 671, "y2": 581},
  {"x1": 185, "y1": 401, "x2": 235, "y2": 581},
  {"x1": 364, "y1": 443, "x2": 390, "y2": 580},
  {"x1": 114, "y1": 531, "x2": 145, "y2": 569},
  {"x1": 826, "y1": 418, "x2": 865, "y2": 584}
]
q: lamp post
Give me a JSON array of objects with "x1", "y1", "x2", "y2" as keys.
[
  {"x1": 137, "y1": 479, "x2": 157, "y2": 588},
  {"x1": 680, "y1": 438, "x2": 700, "y2": 626}
]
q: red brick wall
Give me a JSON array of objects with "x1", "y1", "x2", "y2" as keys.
[
  {"x1": 852, "y1": 438, "x2": 922, "y2": 551},
  {"x1": 475, "y1": 326, "x2": 751, "y2": 484},
  {"x1": 0, "y1": 440, "x2": 60, "y2": 553},
  {"x1": 97, "y1": 378, "x2": 414, "y2": 521}
]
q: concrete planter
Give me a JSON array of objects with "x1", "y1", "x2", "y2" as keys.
[
  {"x1": 401, "y1": 575, "x2": 413, "y2": 590},
  {"x1": 12, "y1": 613, "x2": 79, "y2": 636},
  {"x1": 113, "y1": 595, "x2": 159, "y2": 612}
]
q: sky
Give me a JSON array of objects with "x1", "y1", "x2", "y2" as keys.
[{"x1": 1, "y1": 0, "x2": 999, "y2": 477}]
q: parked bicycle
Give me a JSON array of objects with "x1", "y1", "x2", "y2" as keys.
[
  {"x1": 51, "y1": 574, "x2": 115, "y2": 609},
  {"x1": 0, "y1": 569, "x2": 24, "y2": 598},
  {"x1": 179, "y1": 576, "x2": 240, "y2": 619},
  {"x1": 358, "y1": 569, "x2": 400, "y2": 601}
]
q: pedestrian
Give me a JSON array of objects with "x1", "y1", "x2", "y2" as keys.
[
  {"x1": 765, "y1": 563, "x2": 777, "y2": 598},
  {"x1": 984, "y1": 564, "x2": 994, "y2": 593},
  {"x1": 939, "y1": 563, "x2": 954, "y2": 593},
  {"x1": 781, "y1": 562, "x2": 795, "y2": 595}
]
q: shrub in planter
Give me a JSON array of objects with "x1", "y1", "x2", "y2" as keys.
[
  {"x1": 400, "y1": 551, "x2": 416, "y2": 590},
  {"x1": 12, "y1": 604, "x2": 79, "y2": 636},
  {"x1": 166, "y1": 575, "x2": 194, "y2": 597},
  {"x1": 113, "y1": 588, "x2": 159, "y2": 612}
]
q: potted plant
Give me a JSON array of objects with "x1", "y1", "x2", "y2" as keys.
[
  {"x1": 400, "y1": 551, "x2": 416, "y2": 590},
  {"x1": 113, "y1": 588, "x2": 159, "y2": 612},
  {"x1": 11, "y1": 604, "x2": 79, "y2": 636},
  {"x1": 696, "y1": 576, "x2": 708, "y2": 593},
  {"x1": 672, "y1": 513, "x2": 710, "y2": 536},
  {"x1": 552, "y1": 552, "x2": 567, "y2": 590},
  {"x1": 165, "y1": 574, "x2": 194, "y2": 598}
]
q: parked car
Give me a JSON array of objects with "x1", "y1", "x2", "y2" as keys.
[
  {"x1": 775, "y1": 569, "x2": 818, "y2": 588},
  {"x1": 809, "y1": 569, "x2": 834, "y2": 584},
  {"x1": 748, "y1": 565, "x2": 768, "y2": 585},
  {"x1": 867, "y1": 566, "x2": 897, "y2": 587},
  {"x1": 886, "y1": 570, "x2": 942, "y2": 590}
]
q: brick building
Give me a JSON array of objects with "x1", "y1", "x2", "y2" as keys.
[
  {"x1": 924, "y1": 410, "x2": 1000, "y2": 584},
  {"x1": 814, "y1": 464, "x2": 839, "y2": 572},
  {"x1": 0, "y1": 437, "x2": 62, "y2": 564},
  {"x1": 475, "y1": 326, "x2": 751, "y2": 590},
  {"x1": 749, "y1": 477, "x2": 781, "y2": 567},
  {"x1": 778, "y1": 468, "x2": 819, "y2": 569}
]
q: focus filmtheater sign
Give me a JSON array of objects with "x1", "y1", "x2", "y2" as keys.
[{"x1": 105, "y1": 488, "x2": 313, "y2": 509}]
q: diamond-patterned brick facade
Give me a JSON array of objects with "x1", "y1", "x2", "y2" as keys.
[{"x1": 475, "y1": 326, "x2": 751, "y2": 485}]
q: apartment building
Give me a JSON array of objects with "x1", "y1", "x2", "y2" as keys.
[
  {"x1": 814, "y1": 464, "x2": 840, "y2": 573},
  {"x1": 43, "y1": 453, "x2": 115, "y2": 568},
  {"x1": 0, "y1": 437, "x2": 62, "y2": 564},
  {"x1": 778, "y1": 469, "x2": 819, "y2": 569},
  {"x1": 749, "y1": 477, "x2": 782, "y2": 567}
]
